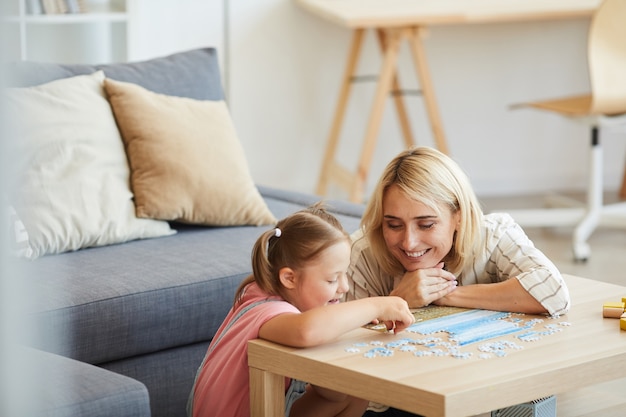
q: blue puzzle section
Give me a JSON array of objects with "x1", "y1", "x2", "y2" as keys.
[
  {"x1": 406, "y1": 309, "x2": 529, "y2": 346},
  {"x1": 453, "y1": 319, "x2": 531, "y2": 346}
]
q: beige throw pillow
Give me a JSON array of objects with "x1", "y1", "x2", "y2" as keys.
[
  {"x1": 103, "y1": 78, "x2": 276, "y2": 226},
  {"x1": 4, "y1": 71, "x2": 175, "y2": 259}
]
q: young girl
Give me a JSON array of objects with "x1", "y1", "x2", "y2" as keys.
[{"x1": 188, "y1": 204, "x2": 414, "y2": 417}]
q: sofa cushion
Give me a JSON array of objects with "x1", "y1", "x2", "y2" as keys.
[
  {"x1": 17, "y1": 187, "x2": 364, "y2": 365},
  {"x1": 4, "y1": 71, "x2": 174, "y2": 259},
  {"x1": 103, "y1": 78, "x2": 276, "y2": 226}
]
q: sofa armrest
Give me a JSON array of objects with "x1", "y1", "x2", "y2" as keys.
[
  {"x1": 257, "y1": 185, "x2": 365, "y2": 219},
  {"x1": 20, "y1": 348, "x2": 150, "y2": 417}
]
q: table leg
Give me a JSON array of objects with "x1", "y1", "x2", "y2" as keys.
[
  {"x1": 249, "y1": 366, "x2": 285, "y2": 417},
  {"x1": 407, "y1": 27, "x2": 449, "y2": 155},
  {"x1": 316, "y1": 28, "x2": 366, "y2": 197}
]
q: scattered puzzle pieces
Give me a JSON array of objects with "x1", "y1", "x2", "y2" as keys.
[
  {"x1": 346, "y1": 308, "x2": 572, "y2": 360},
  {"x1": 364, "y1": 347, "x2": 394, "y2": 358}
]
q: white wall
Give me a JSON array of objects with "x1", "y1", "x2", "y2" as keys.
[
  {"x1": 13, "y1": 0, "x2": 625, "y2": 200},
  {"x1": 228, "y1": 0, "x2": 626, "y2": 200},
  {"x1": 129, "y1": 0, "x2": 225, "y2": 68}
]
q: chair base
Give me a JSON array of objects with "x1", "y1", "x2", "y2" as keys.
[
  {"x1": 504, "y1": 201, "x2": 626, "y2": 261},
  {"x1": 498, "y1": 134, "x2": 626, "y2": 262}
]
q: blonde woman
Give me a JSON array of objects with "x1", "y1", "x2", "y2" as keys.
[{"x1": 348, "y1": 146, "x2": 570, "y2": 317}]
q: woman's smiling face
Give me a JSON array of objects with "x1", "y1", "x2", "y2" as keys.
[{"x1": 381, "y1": 184, "x2": 459, "y2": 272}]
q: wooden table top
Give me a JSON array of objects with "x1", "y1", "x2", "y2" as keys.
[
  {"x1": 248, "y1": 274, "x2": 626, "y2": 416},
  {"x1": 295, "y1": 0, "x2": 601, "y2": 28}
]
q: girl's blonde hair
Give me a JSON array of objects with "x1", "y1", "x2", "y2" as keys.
[
  {"x1": 360, "y1": 146, "x2": 484, "y2": 279},
  {"x1": 234, "y1": 203, "x2": 349, "y2": 305}
]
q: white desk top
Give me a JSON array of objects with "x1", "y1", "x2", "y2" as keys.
[{"x1": 295, "y1": 0, "x2": 601, "y2": 28}]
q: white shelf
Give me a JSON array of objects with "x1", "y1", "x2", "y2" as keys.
[
  {"x1": 6, "y1": 0, "x2": 134, "y2": 63},
  {"x1": 13, "y1": 13, "x2": 129, "y2": 24}
]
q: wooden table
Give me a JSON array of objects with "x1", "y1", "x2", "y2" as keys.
[
  {"x1": 248, "y1": 274, "x2": 626, "y2": 417},
  {"x1": 296, "y1": 0, "x2": 601, "y2": 202}
]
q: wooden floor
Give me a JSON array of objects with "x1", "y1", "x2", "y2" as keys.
[{"x1": 474, "y1": 192, "x2": 626, "y2": 417}]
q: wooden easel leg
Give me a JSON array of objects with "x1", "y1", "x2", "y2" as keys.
[
  {"x1": 351, "y1": 28, "x2": 408, "y2": 203},
  {"x1": 316, "y1": 28, "x2": 366, "y2": 196},
  {"x1": 407, "y1": 26, "x2": 449, "y2": 155},
  {"x1": 375, "y1": 29, "x2": 416, "y2": 149}
]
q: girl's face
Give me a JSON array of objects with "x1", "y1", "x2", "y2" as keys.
[
  {"x1": 289, "y1": 241, "x2": 351, "y2": 312},
  {"x1": 381, "y1": 184, "x2": 459, "y2": 272}
]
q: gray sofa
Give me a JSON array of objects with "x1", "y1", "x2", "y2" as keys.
[{"x1": 8, "y1": 48, "x2": 364, "y2": 417}]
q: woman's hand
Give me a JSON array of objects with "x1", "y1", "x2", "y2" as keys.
[{"x1": 390, "y1": 262, "x2": 457, "y2": 308}]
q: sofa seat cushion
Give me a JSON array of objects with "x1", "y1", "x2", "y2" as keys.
[{"x1": 17, "y1": 187, "x2": 363, "y2": 365}]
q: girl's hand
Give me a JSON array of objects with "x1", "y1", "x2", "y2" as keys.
[
  {"x1": 390, "y1": 262, "x2": 457, "y2": 308},
  {"x1": 375, "y1": 296, "x2": 415, "y2": 333}
]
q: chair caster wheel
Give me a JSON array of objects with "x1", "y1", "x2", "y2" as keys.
[{"x1": 573, "y1": 242, "x2": 590, "y2": 262}]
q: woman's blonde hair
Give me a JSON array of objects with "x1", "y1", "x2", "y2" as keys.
[
  {"x1": 360, "y1": 146, "x2": 483, "y2": 279},
  {"x1": 234, "y1": 202, "x2": 349, "y2": 305}
]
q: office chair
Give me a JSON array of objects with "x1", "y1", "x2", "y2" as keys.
[{"x1": 506, "y1": 0, "x2": 626, "y2": 261}]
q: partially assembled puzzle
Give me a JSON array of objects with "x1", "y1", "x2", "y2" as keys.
[
  {"x1": 348, "y1": 306, "x2": 571, "y2": 360},
  {"x1": 602, "y1": 297, "x2": 626, "y2": 331}
]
